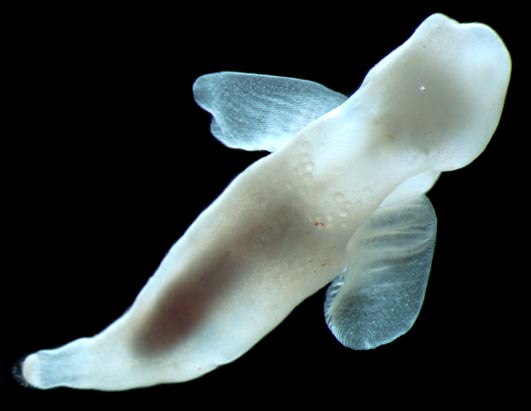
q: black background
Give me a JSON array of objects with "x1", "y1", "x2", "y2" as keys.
[{"x1": 2, "y1": 1, "x2": 525, "y2": 407}]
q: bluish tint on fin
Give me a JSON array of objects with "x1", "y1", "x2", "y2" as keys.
[
  {"x1": 193, "y1": 72, "x2": 347, "y2": 151},
  {"x1": 324, "y1": 195, "x2": 436, "y2": 350}
]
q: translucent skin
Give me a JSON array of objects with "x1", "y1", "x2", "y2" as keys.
[{"x1": 20, "y1": 14, "x2": 510, "y2": 390}]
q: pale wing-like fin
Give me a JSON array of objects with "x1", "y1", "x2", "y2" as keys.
[
  {"x1": 193, "y1": 72, "x2": 347, "y2": 151},
  {"x1": 324, "y1": 195, "x2": 436, "y2": 350}
]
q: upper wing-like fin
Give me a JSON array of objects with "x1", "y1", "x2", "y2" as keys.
[
  {"x1": 324, "y1": 195, "x2": 437, "y2": 350},
  {"x1": 193, "y1": 72, "x2": 347, "y2": 152}
]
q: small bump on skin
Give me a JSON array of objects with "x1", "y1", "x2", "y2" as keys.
[
  {"x1": 296, "y1": 141, "x2": 312, "y2": 155},
  {"x1": 304, "y1": 162, "x2": 315, "y2": 172},
  {"x1": 313, "y1": 216, "x2": 326, "y2": 228},
  {"x1": 334, "y1": 192, "x2": 346, "y2": 203}
]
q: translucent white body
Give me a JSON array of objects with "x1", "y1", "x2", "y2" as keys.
[{"x1": 20, "y1": 14, "x2": 510, "y2": 390}]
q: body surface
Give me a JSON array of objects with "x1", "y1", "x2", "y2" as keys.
[{"x1": 20, "y1": 14, "x2": 510, "y2": 390}]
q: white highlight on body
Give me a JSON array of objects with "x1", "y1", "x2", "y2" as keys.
[{"x1": 19, "y1": 14, "x2": 510, "y2": 391}]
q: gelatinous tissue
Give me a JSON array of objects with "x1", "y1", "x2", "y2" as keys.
[{"x1": 18, "y1": 14, "x2": 510, "y2": 390}]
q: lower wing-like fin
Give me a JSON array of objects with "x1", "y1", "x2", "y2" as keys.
[{"x1": 324, "y1": 195, "x2": 437, "y2": 350}]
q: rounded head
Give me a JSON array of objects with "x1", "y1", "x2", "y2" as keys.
[{"x1": 353, "y1": 14, "x2": 511, "y2": 172}]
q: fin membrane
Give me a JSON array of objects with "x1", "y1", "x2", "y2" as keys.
[
  {"x1": 324, "y1": 195, "x2": 437, "y2": 350},
  {"x1": 193, "y1": 71, "x2": 346, "y2": 152}
]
